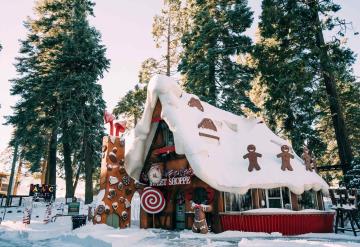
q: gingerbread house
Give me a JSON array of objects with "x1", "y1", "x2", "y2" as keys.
[{"x1": 124, "y1": 75, "x2": 333, "y2": 235}]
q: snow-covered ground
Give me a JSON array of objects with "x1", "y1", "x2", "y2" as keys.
[{"x1": 1, "y1": 202, "x2": 360, "y2": 247}]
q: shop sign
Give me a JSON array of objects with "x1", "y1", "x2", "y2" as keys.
[{"x1": 150, "y1": 176, "x2": 191, "y2": 186}]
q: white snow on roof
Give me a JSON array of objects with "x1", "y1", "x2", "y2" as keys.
[{"x1": 125, "y1": 75, "x2": 329, "y2": 195}]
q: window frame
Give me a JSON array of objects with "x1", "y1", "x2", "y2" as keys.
[{"x1": 223, "y1": 187, "x2": 293, "y2": 212}]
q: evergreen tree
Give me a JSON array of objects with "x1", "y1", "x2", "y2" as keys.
[
  {"x1": 179, "y1": 0, "x2": 257, "y2": 115},
  {"x1": 114, "y1": 0, "x2": 189, "y2": 126},
  {"x1": 254, "y1": 1, "x2": 326, "y2": 154},
  {"x1": 113, "y1": 85, "x2": 146, "y2": 127},
  {"x1": 255, "y1": 0, "x2": 357, "y2": 173},
  {"x1": 345, "y1": 157, "x2": 360, "y2": 189},
  {"x1": 7, "y1": 0, "x2": 109, "y2": 201},
  {"x1": 152, "y1": 0, "x2": 189, "y2": 76},
  {"x1": 113, "y1": 58, "x2": 158, "y2": 127}
]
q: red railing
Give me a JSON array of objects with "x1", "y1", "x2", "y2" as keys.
[{"x1": 220, "y1": 212, "x2": 334, "y2": 235}]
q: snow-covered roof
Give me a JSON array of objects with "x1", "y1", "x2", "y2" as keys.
[{"x1": 125, "y1": 75, "x2": 329, "y2": 195}]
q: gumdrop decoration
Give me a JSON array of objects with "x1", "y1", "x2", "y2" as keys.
[{"x1": 117, "y1": 182, "x2": 124, "y2": 191}]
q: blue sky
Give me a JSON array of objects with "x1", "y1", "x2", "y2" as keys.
[{"x1": 0, "y1": 0, "x2": 359, "y2": 151}]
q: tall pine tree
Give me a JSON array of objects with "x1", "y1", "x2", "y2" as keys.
[
  {"x1": 7, "y1": 0, "x2": 109, "y2": 201},
  {"x1": 179, "y1": 0, "x2": 257, "y2": 115},
  {"x1": 152, "y1": 0, "x2": 189, "y2": 76},
  {"x1": 255, "y1": 0, "x2": 357, "y2": 175}
]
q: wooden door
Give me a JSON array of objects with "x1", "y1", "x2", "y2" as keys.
[
  {"x1": 175, "y1": 191, "x2": 185, "y2": 230},
  {"x1": 106, "y1": 213, "x2": 120, "y2": 228}
]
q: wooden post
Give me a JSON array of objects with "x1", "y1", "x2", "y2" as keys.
[
  {"x1": 316, "y1": 191, "x2": 324, "y2": 210},
  {"x1": 251, "y1": 189, "x2": 260, "y2": 209},
  {"x1": 291, "y1": 192, "x2": 299, "y2": 211}
]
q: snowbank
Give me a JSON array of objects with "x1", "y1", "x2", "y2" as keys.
[{"x1": 125, "y1": 75, "x2": 329, "y2": 195}]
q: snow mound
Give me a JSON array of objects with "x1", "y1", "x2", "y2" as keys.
[{"x1": 125, "y1": 75, "x2": 329, "y2": 195}]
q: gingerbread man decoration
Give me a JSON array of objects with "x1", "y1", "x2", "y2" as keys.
[
  {"x1": 301, "y1": 146, "x2": 313, "y2": 172},
  {"x1": 243, "y1": 144, "x2": 262, "y2": 172},
  {"x1": 276, "y1": 145, "x2": 294, "y2": 171}
]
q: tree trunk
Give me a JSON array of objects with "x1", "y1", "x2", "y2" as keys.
[
  {"x1": 62, "y1": 130, "x2": 74, "y2": 199},
  {"x1": 13, "y1": 158, "x2": 23, "y2": 195},
  {"x1": 312, "y1": 3, "x2": 353, "y2": 174},
  {"x1": 6, "y1": 143, "x2": 18, "y2": 206},
  {"x1": 72, "y1": 151, "x2": 81, "y2": 193},
  {"x1": 166, "y1": 17, "x2": 171, "y2": 76},
  {"x1": 84, "y1": 133, "x2": 93, "y2": 204},
  {"x1": 46, "y1": 129, "x2": 57, "y2": 187},
  {"x1": 207, "y1": 35, "x2": 217, "y2": 106}
]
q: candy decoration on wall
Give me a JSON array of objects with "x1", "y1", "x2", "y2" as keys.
[
  {"x1": 104, "y1": 111, "x2": 126, "y2": 137},
  {"x1": 125, "y1": 188, "x2": 132, "y2": 195},
  {"x1": 97, "y1": 205, "x2": 105, "y2": 214},
  {"x1": 105, "y1": 205, "x2": 110, "y2": 214},
  {"x1": 119, "y1": 165, "x2": 126, "y2": 174},
  {"x1": 122, "y1": 175, "x2": 130, "y2": 186},
  {"x1": 104, "y1": 111, "x2": 116, "y2": 136},
  {"x1": 95, "y1": 214, "x2": 102, "y2": 223},
  {"x1": 114, "y1": 120, "x2": 127, "y2": 136},
  {"x1": 109, "y1": 147, "x2": 118, "y2": 163},
  {"x1": 140, "y1": 187, "x2": 166, "y2": 214},
  {"x1": 301, "y1": 146, "x2": 313, "y2": 172},
  {"x1": 117, "y1": 182, "x2": 124, "y2": 191},
  {"x1": 121, "y1": 211, "x2": 128, "y2": 221},
  {"x1": 124, "y1": 199, "x2": 131, "y2": 209},
  {"x1": 243, "y1": 144, "x2": 262, "y2": 172},
  {"x1": 109, "y1": 176, "x2": 119, "y2": 185},
  {"x1": 108, "y1": 189, "x2": 116, "y2": 199},
  {"x1": 277, "y1": 145, "x2": 294, "y2": 171},
  {"x1": 112, "y1": 202, "x2": 118, "y2": 210}
]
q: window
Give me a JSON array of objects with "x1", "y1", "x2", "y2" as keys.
[
  {"x1": 298, "y1": 190, "x2": 318, "y2": 210},
  {"x1": 266, "y1": 187, "x2": 291, "y2": 209},
  {"x1": 224, "y1": 190, "x2": 252, "y2": 212},
  {"x1": 224, "y1": 187, "x2": 292, "y2": 212}
]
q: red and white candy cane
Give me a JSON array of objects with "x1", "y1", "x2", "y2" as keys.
[{"x1": 140, "y1": 187, "x2": 166, "y2": 214}]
